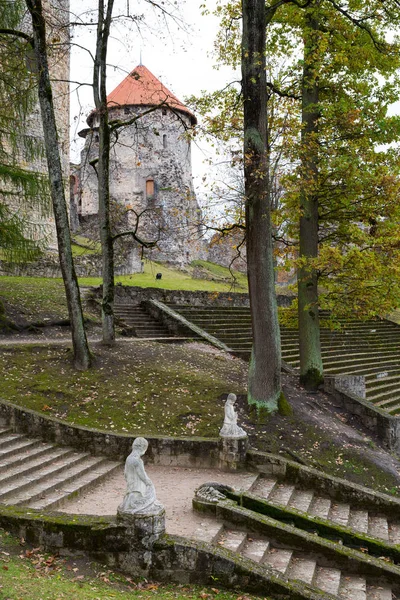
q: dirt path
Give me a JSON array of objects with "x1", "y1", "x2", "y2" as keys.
[{"x1": 61, "y1": 465, "x2": 258, "y2": 538}]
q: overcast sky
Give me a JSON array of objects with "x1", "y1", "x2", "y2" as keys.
[{"x1": 69, "y1": 0, "x2": 238, "y2": 193}]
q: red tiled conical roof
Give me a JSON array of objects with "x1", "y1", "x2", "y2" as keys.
[{"x1": 87, "y1": 64, "x2": 196, "y2": 126}]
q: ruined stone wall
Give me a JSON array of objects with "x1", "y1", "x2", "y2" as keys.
[
  {"x1": 79, "y1": 105, "x2": 202, "y2": 269},
  {"x1": 207, "y1": 228, "x2": 247, "y2": 273},
  {"x1": 15, "y1": 0, "x2": 70, "y2": 248}
]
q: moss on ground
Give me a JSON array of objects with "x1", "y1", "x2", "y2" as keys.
[{"x1": 0, "y1": 342, "x2": 247, "y2": 437}]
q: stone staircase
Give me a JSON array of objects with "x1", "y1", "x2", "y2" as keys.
[
  {"x1": 164, "y1": 304, "x2": 400, "y2": 415},
  {"x1": 114, "y1": 302, "x2": 175, "y2": 338},
  {"x1": 193, "y1": 470, "x2": 400, "y2": 599},
  {"x1": 198, "y1": 522, "x2": 394, "y2": 599},
  {"x1": 0, "y1": 427, "x2": 121, "y2": 510}
]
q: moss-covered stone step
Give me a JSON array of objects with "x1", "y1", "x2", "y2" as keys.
[
  {"x1": 193, "y1": 497, "x2": 399, "y2": 599},
  {"x1": 249, "y1": 475, "x2": 400, "y2": 546}
]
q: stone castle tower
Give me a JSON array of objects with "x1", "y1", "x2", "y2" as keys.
[{"x1": 76, "y1": 64, "x2": 202, "y2": 269}]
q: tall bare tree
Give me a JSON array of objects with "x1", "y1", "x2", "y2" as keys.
[{"x1": 24, "y1": 0, "x2": 92, "y2": 369}]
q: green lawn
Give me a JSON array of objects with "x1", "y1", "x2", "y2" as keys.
[
  {"x1": 0, "y1": 341, "x2": 247, "y2": 436},
  {"x1": 78, "y1": 259, "x2": 248, "y2": 293}
]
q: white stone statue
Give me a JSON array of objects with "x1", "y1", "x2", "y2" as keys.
[
  {"x1": 219, "y1": 393, "x2": 247, "y2": 438},
  {"x1": 118, "y1": 437, "x2": 163, "y2": 515}
]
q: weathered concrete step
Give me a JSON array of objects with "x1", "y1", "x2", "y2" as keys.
[
  {"x1": 0, "y1": 442, "x2": 55, "y2": 473},
  {"x1": 217, "y1": 528, "x2": 247, "y2": 553},
  {"x1": 268, "y1": 482, "x2": 296, "y2": 506},
  {"x1": 0, "y1": 433, "x2": 27, "y2": 449},
  {"x1": 0, "y1": 446, "x2": 76, "y2": 486},
  {"x1": 328, "y1": 502, "x2": 351, "y2": 527},
  {"x1": 2, "y1": 455, "x2": 109, "y2": 506},
  {"x1": 241, "y1": 537, "x2": 270, "y2": 562},
  {"x1": 0, "y1": 438, "x2": 42, "y2": 461},
  {"x1": 263, "y1": 545, "x2": 293, "y2": 573},
  {"x1": 193, "y1": 520, "x2": 223, "y2": 543},
  {"x1": 339, "y1": 574, "x2": 366, "y2": 599},
  {"x1": 0, "y1": 428, "x2": 13, "y2": 438},
  {"x1": 286, "y1": 555, "x2": 317, "y2": 585},
  {"x1": 28, "y1": 460, "x2": 121, "y2": 510},
  {"x1": 0, "y1": 451, "x2": 93, "y2": 500},
  {"x1": 368, "y1": 390, "x2": 400, "y2": 406},
  {"x1": 313, "y1": 566, "x2": 341, "y2": 596},
  {"x1": 366, "y1": 584, "x2": 393, "y2": 600},
  {"x1": 368, "y1": 515, "x2": 389, "y2": 541}
]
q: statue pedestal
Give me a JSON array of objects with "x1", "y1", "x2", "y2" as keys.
[
  {"x1": 218, "y1": 435, "x2": 248, "y2": 471},
  {"x1": 117, "y1": 506, "x2": 165, "y2": 576}
]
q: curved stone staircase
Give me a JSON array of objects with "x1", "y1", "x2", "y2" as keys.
[
  {"x1": 2, "y1": 417, "x2": 400, "y2": 598},
  {"x1": 163, "y1": 304, "x2": 400, "y2": 415},
  {"x1": 0, "y1": 427, "x2": 121, "y2": 510}
]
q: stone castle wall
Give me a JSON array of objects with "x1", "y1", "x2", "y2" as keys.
[
  {"x1": 207, "y1": 228, "x2": 247, "y2": 273},
  {"x1": 17, "y1": 0, "x2": 70, "y2": 248},
  {"x1": 78, "y1": 105, "x2": 202, "y2": 270}
]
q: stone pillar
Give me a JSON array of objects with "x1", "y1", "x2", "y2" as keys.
[
  {"x1": 218, "y1": 435, "x2": 248, "y2": 471},
  {"x1": 117, "y1": 507, "x2": 165, "y2": 577}
]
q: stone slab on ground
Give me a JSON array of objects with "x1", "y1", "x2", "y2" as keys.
[{"x1": 60, "y1": 465, "x2": 258, "y2": 538}]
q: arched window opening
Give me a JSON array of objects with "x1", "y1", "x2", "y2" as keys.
[
  {"x1": 162, "y1": 108, "x2": 167, "y2": 116},
  {"x1": 163, "y1": 134, "x2": 167, "y2": 149},
  {"x1": 146, "y1": 178, "x2": 155, "y2": 198}
]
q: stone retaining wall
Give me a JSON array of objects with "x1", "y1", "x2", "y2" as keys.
[
  {"x1": 0, "y1": 504, "x2": 335, "y2": 599},
  {"x1": 324, "y1": 376, "x2": 400, "y2": 453},
  {"x1": 0, "y1": 399, "x2": 220, "y2": 467},
  {"x1": 0, "y1": 253, "x2": 137, "y2": 278},
  {"x1": 112, "y1": 285, "x2": 294, "y2": 308}
]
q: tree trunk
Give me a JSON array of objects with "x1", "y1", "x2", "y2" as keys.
[
  {"x1": 298, "y1": 2, "x2": 323, "y2": 390},
  {"x1": 242, "y1": 0, "x2": 281, "y2": 410},
  {"x1": 94, "y1": 0, "x2": 115, "y2": 345},
  {"x1": 25, "y1": 0, "x2": 91, "y2": 370}
]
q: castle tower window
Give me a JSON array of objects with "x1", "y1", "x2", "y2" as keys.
[
  {"x1": 162, "y1": 108, "x2": 167, "y2": 116},
  {"x1": 146, "y1": 178, "x2": 155, "y2": 198},
  {"x1": 163, "y1": 134, "x2": 167, "y2": 149}
]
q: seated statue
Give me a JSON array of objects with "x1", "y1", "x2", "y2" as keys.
[
  {"x1": 219, "y1": 393, "x2": 247, "y2": 438},
  {"x1": 118, "y1": 437, "x2": 163, "y2": 515}
]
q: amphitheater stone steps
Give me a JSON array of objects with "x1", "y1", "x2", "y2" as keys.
[
  {"x1": 114, "y1": 302, "x2": 177, "y2": 339},
  {"x1": 0, "y1": 428, "x2": 121, "y2": 510},
  {"x1": 164, "y1": 304, "x2": 400, "y2": 415}
]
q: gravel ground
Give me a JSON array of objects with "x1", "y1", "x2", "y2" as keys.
[{"x1": 61, "y1": 465, "x2": 258, "y2": 538}]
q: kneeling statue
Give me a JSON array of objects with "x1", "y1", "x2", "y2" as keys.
[
  {"x1": 219, "y1": 393, "x2": 247, "y2": 438},
  {"x1": 118, "y1": 437, "x2": 163, "y2": 515}
]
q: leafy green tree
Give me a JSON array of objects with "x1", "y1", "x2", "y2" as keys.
[{"x1": 191, "y1": 0, "x2": 400, "y2": 391}]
